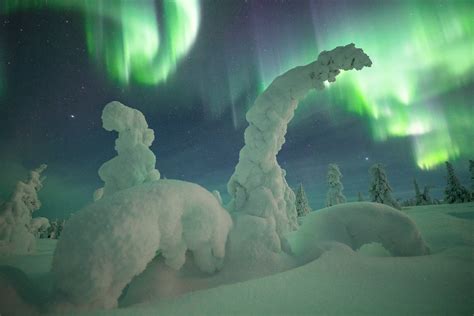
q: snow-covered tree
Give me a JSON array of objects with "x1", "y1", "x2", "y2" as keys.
[
  {"x1": 422, "y1": 186, "x2": 432, "y2": 205},
  {"x1": 295, "y1": 183, "x2": 311, "y2": 217},
  {"x1": 226, "y1": 43, "x2": 372, "y2": 255},
  {"x1": 326, "y1": 164, "x2": 346, "y2": 207},
  {"x1": 95, "y1": 101, "x2": 161, "y2": 199},
  {"x1": 357, "y1": 192, "x2": 364, "y2": 202},
  {"x1": 368, "y1": 164, "x2": 401, "y2": 210},
  {"x1": 0, "y1": 164, "x2": 47, "y2": 255},
  {"x1": 413, "y1": 178, "x2": 432, "y2": 205},
  {"x1": 444, "y1": 161, "x2": 470, "y2": 203},
  {"x1": 470, "y1": 160, "x2": 474, "y2": 200},
  {"x1": 29, "y1": 217, "x2": 50, "y2": 239},
  {"x1": 413, "y1": 178, "x2": 422, "y2": 205}
]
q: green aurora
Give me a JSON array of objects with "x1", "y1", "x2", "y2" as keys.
[{"x1": 1, "y1": 0, "x2": 472, "y2": 170}]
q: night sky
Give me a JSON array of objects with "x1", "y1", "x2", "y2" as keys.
[{"x1": 0, "y1": 0, "x2": 472, "y2": 219}]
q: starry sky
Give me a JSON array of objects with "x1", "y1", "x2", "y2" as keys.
[{"x1": 0, "y1": 0, "x2": 472, "y2": 219}]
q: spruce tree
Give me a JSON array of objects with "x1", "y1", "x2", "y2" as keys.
[
  {"x1": 470, "y1": 160, "x2": 474, "y2": 200},
  {"x1": 444, "y1": 161, "x2": 470, "y2": 203},
  {"x1": 357, "y1": 192, "x2": 364, "y2": 202},
  {"x1": 368, "y1": 163, "x2": 401, "y2": 209},
  {"x1": 295, "y1": 183, "x2": 311, "y2": 217},
  {"x1": 413, "y1": 178, "x2": 423, "y2": 205},
  {"x1": 326, "y1": 164, "x2": 346, "y2": 207}
]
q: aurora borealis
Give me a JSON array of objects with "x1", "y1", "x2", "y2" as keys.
[
  {"x1": 0, "y1": 1, "x2": 472, "y2": 218},
  {"x1": 2, "y1": 0, "x2": 200, "y2": 84}
]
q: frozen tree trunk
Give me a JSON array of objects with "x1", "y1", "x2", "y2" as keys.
[
  {"x1": 227, "y1": 44, "x2": 372, "y2": 254},
  {"x1": 368, "y1": 163, "x2": 401, "y2": 210},
  {"x1": 444, "y1": 161, "x2": 470, "y2": 203},
  {"x1": 0, "y1": 164, "x2": 47, "y2": 255},
  {"x1": 295, "y1": 184, "x2": 311, "y2": 217},
  {"x1": 326, "y1": 164, "x2": 346, "y2": 207}
]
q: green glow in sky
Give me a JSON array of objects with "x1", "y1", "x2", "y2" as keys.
[
  {"x1": 2, "y1": 0, "x2": 200, "y2": 85},
  {"x1": 256, "y1": 1, "x2": 473, "y2": 170}
]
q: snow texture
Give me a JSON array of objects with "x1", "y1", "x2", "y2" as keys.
[
  {"x1": 52, "y1": 180, "x2": 232, "y2": 310},
  {"x1": 95, "y1": 101, "x2": 161, "y2": 199},
  {"x1": 288, "y1": 202, "x2": 430, "y2": 262},
  {"x1": 444, "y1": 161, "x2": 470, "y2": 203},
  {"x1": 368, "y1": 163, "x2": 401, "y2": 209},
  {"x1": 227, "y1": 43, "x2": 372, "y2": 254},
  {"x1": 0, "y1": 164, "x2": 47, "y2": 255},
  {"x1": 326, "y1": 163, "x2": 346, "y2": 206}
]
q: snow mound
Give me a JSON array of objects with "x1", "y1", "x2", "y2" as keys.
[
  {"x1": 52, "y1": 180, "x2": 232, "y2": 310},
  {"x1": 288, "y1": 202, "x2": 430, "y2": 261},
  {"x1": 96, "y1": 101, "x2": 161, "y2": 199}
]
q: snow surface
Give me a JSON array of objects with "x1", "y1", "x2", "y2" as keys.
[
  {"x1": 0, "y1": 203, "x2": 472, "y2": 315},
  {"x1": 51, "y1": 180, "x2": 232, "y2": 310},
  {"x1": 227, "y1": 43, "x2": 372, "y2": 255}
]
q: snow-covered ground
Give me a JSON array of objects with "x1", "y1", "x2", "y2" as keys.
[{"x1": 0, "y1": 202, "x2": 472, "y2": 315}]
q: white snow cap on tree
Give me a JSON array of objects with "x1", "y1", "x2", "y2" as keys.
[
  {"x1": 326, "y1": 164, "x2": 346, "y2": 207},
  {"x1": 227, "y1": 43, "x2": 372, "y2": 255},
  {"x1": 368, "y1": 163, "x2": 401, "y2": 210},
  {"x1": 96, "y1": 101, "x2": 160, "y2": 198},
  {"x1": 52, "y1": 180, "x2": 232, "y2": 310},
  {"x1": 0, "y1": 164, "x2": 47, "y2": 255},
  {"x1": 29, "y1": 217, "x2": 50, "y2": 238}
]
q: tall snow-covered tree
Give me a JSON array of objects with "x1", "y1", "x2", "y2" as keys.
[
  {"x1": 368, "y1": 163, "x2": 401, "y2": 210},
  {"x1": 295, "y1": 183, "x2": 311, "y2": 217},
  {"x1": 0, "y1": 164, "x2": 47, "y2": 255},
  {"x1": 444, "y1": 161, "x2": 470, "y2": 203},
  {"x1": 326, "y1": 164, "x2": 346, "y2": 207},
  {"x1": 422, "y1": 186, "x2": 432, "y2": 205},
  {"x1": 470, "y1": 160, "x2": 474, "y2": 199}
]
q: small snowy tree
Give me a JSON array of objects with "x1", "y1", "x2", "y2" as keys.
[
  {"x1": 368, "y1": 163, "x2": 401, "y2": 210},
  {"x1": 422, "y1": 186, "x2": 432, "y2": 205},
  {"x1": 295, "y1": 183, "x2": 311, "y2": 217},
  {"x1": 326, "y1": 164, "x2": 346, "y2": 207},
  {"x1": 357, "y1": 192, "x2": 364, "y2": 202},
  {"x1": 470, "y1": 160, "x2": 474, "y2": 200},
  {"x1": 0, "y1": 164, "x2": 47, "y2": 255},
  {"x1": 413, "y1": 178, "x2": 423, "y2": 205},
  {"x1": 444, "y1": 161, "x2": 470, "y2": 203}
]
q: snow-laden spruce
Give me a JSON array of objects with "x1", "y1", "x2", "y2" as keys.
[
  {"x1": 0, "y1": 164, "x2": 47, "y2": 255},
  {"x1": 29, "y1": 217, "x2": 50, "y2": 239},
  {"x1": 295, "y1": 183, "x2": 311, "y2": 217},
  {"x1": 326, "y1": 164, "x2": 346, "y2": 207},
  {"x1": 94, "y1": 101, "x2": 161, "y2": 200},
  {"x1": 368, "y1": 163, "x2": 401, "y2": 209},
  {"x1": 227, "y1": 43, "x2": 372, "y2": 255},
  {"x1": 444, "y1": 161, "x2": 470, "y2": 203}
]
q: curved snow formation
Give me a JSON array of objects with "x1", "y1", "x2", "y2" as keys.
[
  {"x1": 289, "y1": 202, "x2": 430, "y2": 261},
  {"x1": 96, "y1": 101, "x2": 161, "y2": 199},
  {"x1": 52, "y1": 180, "x2": 232, "y2": 309},
  {"x1": 227, "y1": 44, "x2": 372, "y2": 252}
]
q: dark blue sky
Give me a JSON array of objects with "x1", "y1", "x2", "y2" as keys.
[{"x1": 0, "y1": 1, "x2": 471, "y2": 219}]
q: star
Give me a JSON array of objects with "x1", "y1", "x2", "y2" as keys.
[
  {"x1": 365, "y1": 157, "x2": 369, "y2": 161},
  {"x1": 70, "y1": 114, "x2": 76, "y2": 119}
]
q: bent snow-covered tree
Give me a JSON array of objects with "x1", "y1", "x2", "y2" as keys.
[
  {"x1": 326, "y1": 164, "x2": 346, "y2": 207},
  {"x1": 369, "y1": 163, "x2": 401, "y2": 210},
  {"x1": 227, "y1": 43, "x2": 372, "y2": 254}
]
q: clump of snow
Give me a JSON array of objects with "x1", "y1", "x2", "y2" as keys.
[
  {"x1": 51, "y1": 180, "x2": 232, "y2": 310},
  {"x1": 227, "y1": 43, "x2": 372, "y2": 256},
  {"x1": 0, "y1": 164, "x2": 47, "y2": 255},
  {"x1": 288, "y1": 202, "x2": 430, "y2": 262},
  {"x1": 326, "y1": 163, "x2": 346, "y2": 207},
  {"x1": 95, "y1": 101, "x2": 161, "y2": 199}
]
